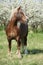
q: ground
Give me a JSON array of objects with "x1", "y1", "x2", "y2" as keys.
[{"x1": 0, "y1": 30, "x2": 43, "y2": 65}]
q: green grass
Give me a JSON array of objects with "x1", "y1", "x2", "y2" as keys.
[{"x1": 0, "y1": 30, "x2": 43, "y2": 65}]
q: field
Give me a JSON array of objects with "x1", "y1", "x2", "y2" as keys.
[{"x1": 0, "y1": 30, "x2": 43, "y2": 65}]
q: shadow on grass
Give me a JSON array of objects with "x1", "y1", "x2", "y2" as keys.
[{"x1": 28, "y1": 49, "x2": 43, "y2": 54}]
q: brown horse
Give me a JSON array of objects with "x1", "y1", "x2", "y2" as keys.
[{"x1": 6, "y1": 6, "x2": 28, "y2": 58}]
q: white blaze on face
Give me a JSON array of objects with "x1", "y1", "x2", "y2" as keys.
[{"x1": 17, "y1": 22, "x2": 21, "y2": 28}]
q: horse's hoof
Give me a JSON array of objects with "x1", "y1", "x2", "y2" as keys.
[
  {"x1": 8, "y1": 51, "x2": 12, "y2": 56},
  {"x1": 8, "y1": 52, "x2": 11, "y2": 56},
  {"x1": 24, "y1": 49, "x2": 28, "y2": 54},
  {"x1": 17, "y1": 53, "x2": 22, "y2": 59}
]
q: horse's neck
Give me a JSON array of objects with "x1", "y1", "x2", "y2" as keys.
[
  {"x1": 10, "y1": 17, "x2": 16, "y2": 25},
  {"x1": 7, "y1": 18, "x2": 16, "y2": 29}
]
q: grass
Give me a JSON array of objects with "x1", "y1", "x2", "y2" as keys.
[{"x1": 0, "y1": 30, "x2": 43, "y2": 65}]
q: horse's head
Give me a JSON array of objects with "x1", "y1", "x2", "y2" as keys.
[{"x1": 10, "y1": 6, "x2": 28, "y2": 24}]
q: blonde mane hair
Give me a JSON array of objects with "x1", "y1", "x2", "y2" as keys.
[{"x1": 10, "y1": 6, "x2": 21, "y2": 20}]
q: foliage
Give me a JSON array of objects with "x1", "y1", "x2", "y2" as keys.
[{"x1": 0, "y1": 0, "x2": 43, "y2": 32}]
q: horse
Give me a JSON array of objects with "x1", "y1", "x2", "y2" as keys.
[{"x1": 6, "y1": 6, "x2": 28, "y2": 58}]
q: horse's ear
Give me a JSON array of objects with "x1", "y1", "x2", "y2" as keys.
[{"x1": 17, "y1": 6, "x2": 21, "y2": 11}]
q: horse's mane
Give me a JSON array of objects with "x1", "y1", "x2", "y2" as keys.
[
  {"x1": 9, "y1": 6, "x2": 21, "y2": 20},
  {"x1": 9, "y1": 8, "x2": 16, "y2": 20}
]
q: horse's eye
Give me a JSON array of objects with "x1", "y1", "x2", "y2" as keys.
[{"x1": 20, "y1": 12, "x2": 24, "y2": 16}]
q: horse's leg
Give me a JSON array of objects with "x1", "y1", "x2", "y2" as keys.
[
  {"x1": 24, "y1": 37, "x2": 28, "y2": 54},
  {"x1": 17, "y1": 40, "x2": 22, "y2": 58},
  {"x1": 8, "y1": 39, "x2": 12, "y2": 55}
]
